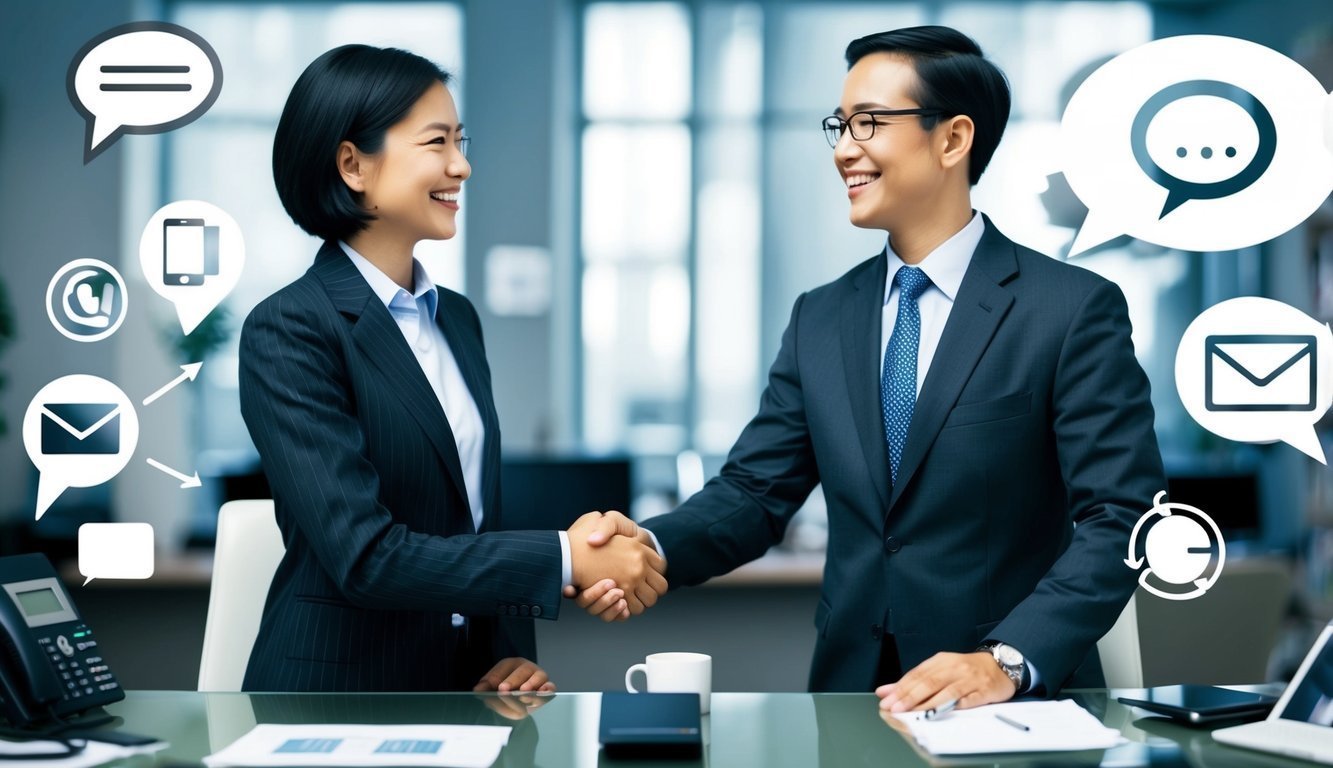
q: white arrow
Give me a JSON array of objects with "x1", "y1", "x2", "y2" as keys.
[
  {"x1": 142, "y1": 363, "x2": 203, "y2": 407},
  {"x1": 146, "y1": 458, "x2": 202, "y2": 489}
]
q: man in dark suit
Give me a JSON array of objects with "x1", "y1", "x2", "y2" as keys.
[{"x1": 575, "y1": 26, "x2": 1164, "y2": 711}]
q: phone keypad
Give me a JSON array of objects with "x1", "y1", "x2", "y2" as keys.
[{"x1": 43, "y1": 626, "x2": 120, "y2": 709}]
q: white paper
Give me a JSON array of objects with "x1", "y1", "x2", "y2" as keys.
[
  {"x1": 203, "y1": 724, "x2": 512, "y2": 768},
  {"x1": 0, "y1": 736, "x2": 167, "y2": 768},
  {"x1": 894, "y1": 699, "x2": 1125, "y2": 755}
]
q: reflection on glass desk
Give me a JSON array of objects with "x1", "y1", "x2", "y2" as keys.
[{"x1": 95, "y1": 687, "x2": 1316, "y2": 767}]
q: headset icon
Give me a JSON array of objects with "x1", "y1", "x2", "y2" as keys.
[{"x1": 1124, "y1": 490, "x2": 1226, "y2": 601}]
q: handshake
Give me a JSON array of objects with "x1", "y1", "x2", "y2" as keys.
[{"x1": 562, "y1": 511, "x2": 667, "y2": 622}]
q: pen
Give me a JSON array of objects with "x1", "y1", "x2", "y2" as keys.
[
  {"x1": 922, "y1": 699, "x2": 958, "y2": 720},
  {"x1": 995, "y1": 713, "x2": 1030, "y2": 731}
]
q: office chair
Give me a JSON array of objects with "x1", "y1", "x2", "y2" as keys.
[
  {"x1": 197, "y1": 499, "x2": 284, "y2": 692},
  {"x1": 1098, "y1": 592, "x2": 1145, "y2": 688}
]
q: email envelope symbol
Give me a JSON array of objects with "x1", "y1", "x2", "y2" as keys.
[
  {"x1": 1205, "y1": 334, "x2": 1317, "y2": 412},
  {"x1": 40, "y1": 403, "x2": 121, "y2": 455}
]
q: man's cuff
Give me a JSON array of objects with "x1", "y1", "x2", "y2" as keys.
[
  {"x1": 642, "y1": 528, "x2": 665, "y2": 560},
  {"x1": 558, "y1": 530, "x2": 572, "y2": 588},
  {"x1": 1024, "y1": 659, "x2": 1043, "y2": 695}
]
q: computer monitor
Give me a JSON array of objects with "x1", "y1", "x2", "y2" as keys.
[
  {"x1": 499, "y1": 456, "x2": 633, "y2": 531},
  {"x1": 1166, "y1": 472, "x2": 1262, "y2": 540}
]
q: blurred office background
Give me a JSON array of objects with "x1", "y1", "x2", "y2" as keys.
[{"x1": 0, "y1": 0, "x2": 1331, "y2": 692}]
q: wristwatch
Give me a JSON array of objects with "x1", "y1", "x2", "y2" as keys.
[{"x1": 978, "y1": 641, "x2": 1027, "y2": 692}]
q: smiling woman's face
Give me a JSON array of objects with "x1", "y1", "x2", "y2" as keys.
[{"x1": 354, "y1": 80, "x2": 470, "y2": 243}]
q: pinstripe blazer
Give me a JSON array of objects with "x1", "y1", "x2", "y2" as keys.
[{"x1": 238, "y1": 240, "x2": 563, "y2": 692}]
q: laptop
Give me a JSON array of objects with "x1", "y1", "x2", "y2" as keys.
[{"x1": 1214, "y1": 622, "x2": 1333, "y2": 764}]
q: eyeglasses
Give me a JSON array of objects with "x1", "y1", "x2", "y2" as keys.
[{"x1": 821, "y1": 109, "x2": 944, "y2": 148}]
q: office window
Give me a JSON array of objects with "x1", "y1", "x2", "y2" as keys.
[
  {"x1": 581, "y1": 3, "x2": 693, "y2": 454},
  {"x1": 578, "y1": 0, "x2": 1163, "y2": 460}
]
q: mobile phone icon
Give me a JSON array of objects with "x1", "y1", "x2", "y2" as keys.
[{"x1": 163, "y1": 218, "x2": 205, "y2": 285}]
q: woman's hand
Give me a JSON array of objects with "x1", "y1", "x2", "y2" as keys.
[{"x1": 474, "y1": 657, "x2": 557, "y2": 694}]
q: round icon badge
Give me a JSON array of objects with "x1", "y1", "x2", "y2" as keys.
[
  {"x1": 45, "y1": 259, "x2": 128, "y2": 342},
  {"x1": 1124, "y1": 491, "x2": 1225, "y2": 601}
]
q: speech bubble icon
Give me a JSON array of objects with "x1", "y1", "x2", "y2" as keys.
[
  {"x1": 1175, "y1": 297, "x2": 1333, "y2": 463},
  {"x1": 23, "y1": 375, "x2": 140, "y2": 521},
  {"x1": 78, "y1": 523, "x2": 155, "y2": 585},
  {"x1": 67, "y1": 21, "x2": 222, "y2": 164},
  {"x1": 1131, "y1": 80, "x2": 1276, "y2": 218},
  {"x1": 139, "y1": 200, "x2": 245, "y2": 335},
  {"x1": 1062, "y1": 35, "x2": 1333, "y2": 255}
]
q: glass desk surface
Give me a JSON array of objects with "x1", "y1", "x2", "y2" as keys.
[{"x1": 89, "y1": 687, "x2": 1313, "y2": 768}]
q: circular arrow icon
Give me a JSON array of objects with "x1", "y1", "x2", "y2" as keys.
[{"x1": 1124, "y1": 490, "x2": 1226, "y2": 601}]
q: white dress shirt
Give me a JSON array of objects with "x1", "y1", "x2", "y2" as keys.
[
  {"x1": 340, "y1": 243, "x2": 573, "y2": 615},
  {"x1": 879, "y1": 212, "x2": 983, "y2": 383}
]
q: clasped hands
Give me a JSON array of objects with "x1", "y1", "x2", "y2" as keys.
[{"x1": 561, "y1": 511, "x2": 667, "y2": 622}]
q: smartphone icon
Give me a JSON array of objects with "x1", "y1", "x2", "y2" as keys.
[{"x1": 163, "y1": 218, "x2": 205, "y2": 285}]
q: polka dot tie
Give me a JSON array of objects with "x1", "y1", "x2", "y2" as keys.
[{"x1": 881, "y1": 266, "x2": 932, "y2": 487}]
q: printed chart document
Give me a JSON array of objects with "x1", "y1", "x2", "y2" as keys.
[
  {"x1": 203, "y1": 724, "x2": 512, "y2": 768},
  {"x1": 894, "y1": 700, "x2": 1125, "y2": 755}
]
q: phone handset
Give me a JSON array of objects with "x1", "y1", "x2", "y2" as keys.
[
  {"x1": 60, "y1": 269, "x2": 114, "y2": 329},
  {"x1": 0, "y1": 592, "x2": 61, "y2": 723}
]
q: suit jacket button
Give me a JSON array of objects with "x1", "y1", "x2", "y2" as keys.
[
  {"x1": 498, "y1": 606, "x2": 508, "y2": 615},
  {"x1": 884, "y1": 536, "x2": 902, "y2": 553},
  {"x1": 519, "y1": 605, "x2": 531, "y2": 617},
  {"x1": 507, "y1": 605, "x2": 518, "y2": 616},
  {"x1": 871, "y1": 623, "x2": 883, "y2": 641},
  {"x1": 531, "y1": 605, "x2": 542, "y2": 617}
]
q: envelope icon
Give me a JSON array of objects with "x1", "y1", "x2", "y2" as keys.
[
  {"x1": 1205, "y1": 334, "x2": 1317, "y2": 412},
  {"x1": 40, "y1": 403, "x2": 121, "y2": 455}
]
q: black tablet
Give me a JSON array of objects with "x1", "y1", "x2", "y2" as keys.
[{"x1": 1117, "y1": 685, "x2": 1278, "y2": 725}]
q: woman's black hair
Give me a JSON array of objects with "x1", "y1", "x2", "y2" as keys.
[
  {"x1": 272, "y1": 45, "x2": 451, "y2": 241},
  {"x1": 845, "y1": 26, "x2": 1011, "y2": 186}
]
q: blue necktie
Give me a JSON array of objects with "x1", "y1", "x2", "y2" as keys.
[{"x1": 881, "y1": 266, "x2": 932, "y2": 486}]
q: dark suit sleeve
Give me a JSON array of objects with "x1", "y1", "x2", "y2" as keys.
[
  {"x1": 988, "y1": 279, "x2": 1164, "y2": 691},
  {"x1": 644, "y1": 293, "x2": 822, "y2": 587},
  {"x1": 239, "y1": 289, "x2": 564, "y2": 619}
]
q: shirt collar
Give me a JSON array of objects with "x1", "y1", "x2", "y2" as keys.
[
  {"x1": 883, "y1": 211, "x2": 984, "y2": 305},
  {"x1": 339, "y1": 241, "x2": 439, "y2": 319}
]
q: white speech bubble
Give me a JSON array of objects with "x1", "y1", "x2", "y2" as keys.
[
  {"x1": 67, "y1": 22, "x2": 222, "y2": 164},
  {"x1": 1062, "y1": 35, "x2": 1333, "y2": 255},
  {"x1": 139, "y1": 200, "x2": 245, "y2": 335},
  {"x1": 23, "y1": 375, "x2": 140, "y2": 520},
  {"x1": 1175, "y1": 297, "x2": 1333, "y2": 463},
  {"x1": 78, "y1": 523, "x2": 155, "y2": 585}
]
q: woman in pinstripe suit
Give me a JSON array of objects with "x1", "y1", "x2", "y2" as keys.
[{"x1": 238, "y1": 45, "x2": 661, "y2": 694}]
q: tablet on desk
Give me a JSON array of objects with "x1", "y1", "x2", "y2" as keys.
[{"x1": 1117, "y1": 685, "x2": 1277, "y2": 725}]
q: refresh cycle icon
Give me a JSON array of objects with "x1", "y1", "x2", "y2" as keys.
[{"x1": 1124, "y1": 491, "x2": 1226, "y2": 601}]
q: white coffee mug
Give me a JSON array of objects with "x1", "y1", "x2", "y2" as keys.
[{"x1": 625, "y1": 652, "x2": 712, "y2": 713}]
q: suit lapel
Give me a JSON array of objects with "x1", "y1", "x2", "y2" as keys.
[
  {"x1": 886, "y1": 218, "x2": 1018, "y2": 514},
  {"x1": 841, "y1": 251, "x2": 892, "y2": 513},
  {"x1": 433, "y1": 299, "x2": 503, "y2": 533},
  {"x1": 311, "y1": 243, "x2": 470, "y2": 514}
]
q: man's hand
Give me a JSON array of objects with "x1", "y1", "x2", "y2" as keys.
[
  {"x1": 473, "y1": 657, "x2": 557, "y2": 694},
  {"x1": 875, "y1": 652, "x2": 1016, "y2": 712},
  {"x1": 567, "y1": 511, "x2": 666, "y2": 616}
]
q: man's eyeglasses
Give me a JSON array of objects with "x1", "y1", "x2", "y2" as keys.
[{"x1": 821, "y1": 109, "x2": 944, "y2": 148}]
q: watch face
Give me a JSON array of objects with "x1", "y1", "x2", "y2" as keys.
[{"x1": 995, "y1": 644, "x2": 1023, "y2": 667}]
